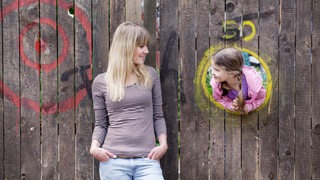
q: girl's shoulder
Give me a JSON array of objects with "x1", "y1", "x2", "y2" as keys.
[
  {"x1": 210, "y1": 78, "x2": 223, "y2": 95},
  {"x1": 242, "y1": 66, "x2": 263, "y2": 92},
  {"x1": 242, "y1": 66, "x2": 261, "y2": 80}
]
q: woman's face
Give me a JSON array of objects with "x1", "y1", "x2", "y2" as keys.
[
  {"x1": 211, "y1": 60, "x2": 231, "y2": 83},
  {"x1": 133, "y1": 45, "x2": 149, "y2": 65}
]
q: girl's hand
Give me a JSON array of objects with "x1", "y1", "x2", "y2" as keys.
[
  {"x1": 90, "y1": 146, "x2": 116, "y2": 162},
  {"x1": 232, "y1": 99, "x2": 249, "y2": 114},
  {"x1": 242, "y1": 105, "x2": 249, "y2": 114},
  {"x1": 147, "y1": 144, "x2": 168, "y2": 160},
  {"x1": 232, "y1": 99, "x2": 239, "y2": 111}
]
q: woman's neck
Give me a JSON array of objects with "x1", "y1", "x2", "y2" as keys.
[{"x1": 126, "y1": 73, "x2": 137, "y2": 86}]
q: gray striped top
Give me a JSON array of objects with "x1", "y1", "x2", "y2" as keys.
[{"x1": 91, "y1": 66, "x2": 167, "y2": 157}]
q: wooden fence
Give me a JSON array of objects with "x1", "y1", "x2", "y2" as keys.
[{"x1": 0, "y1": 0, "x2": 320, "y2": 179}]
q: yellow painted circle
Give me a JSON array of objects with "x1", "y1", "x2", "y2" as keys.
[{"x1": 195, "y1": 46, "x2": 272, "y2": 114}]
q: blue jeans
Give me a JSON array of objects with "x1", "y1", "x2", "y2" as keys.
[{"x1": 99, "y1": 158, "x2": 164, "y2": 180}]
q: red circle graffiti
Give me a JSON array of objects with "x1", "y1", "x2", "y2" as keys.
[
  {"x1": 19, "y1": 18, "x2": 69, "y2": 73},
  {"x1": 1, "y1": 0, "x2": 92, "y2": 114}
]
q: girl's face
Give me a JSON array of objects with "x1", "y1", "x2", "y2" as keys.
[
  {"x1": 211, "y1": 60, "x2": 231, "y2": 82},
  {"x1": 133, "y1": 45, "x2": 149, "y2": 65}
]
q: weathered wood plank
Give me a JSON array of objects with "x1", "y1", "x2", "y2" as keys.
[
  {"x1": 57, "y1": 0, "x2": 75, "y2": 179},
  {"x1": 278, "y1": 0, "x2": 296, "y2": 179},
  {"x1": 3, "y1": 0, "x2": 21, "y2": 179},
  {"x1": 19, "y1": 1, "x2": 41, "y2": 179},
  {"x1": 241, "y1": 0, "x2": 259, "y2": 179},
  {"x1": 225, "y1": 0, "x2": 242, "y2": 48},
  {"x1": 295, "y1": 0, "x2": 312, "y2": 179},
  {"x1": 110, "y1": 0, "x2": 125, "y2": 38},
  {"x1": 126, "y1": 0, "x2": 143, "y2": 25},
  {"x1": 312, "y1": 0, "x2": 320, "y2": 179},
  {"x1": 209, "y1": 0, "x2": 225, "y2": 178},
  {"x1": 159, "y1": 0, "x2": 179, "y2": 179},
  {"x1": 144, "y1": 0, "x2": 156, "y2": 67},
  {"x1": 39, "y1": 1, "x2": 58, "y2": 179},
  {"x1": 258, "y1": 0, "x2": 279, "y2": 179},
  {"x1": 0, "y1": 1, "x2": 4, "y2": 179},
  {"x1": 241, "y1": 114, "x2": 258, "y2": 179},
  {"x1": 195, "y1": 0, "x2": 210, "y2": 179},
  {"x1": 92, "y1": 0, "x2": 109, "y2": 76},
  {"x1": 225, "y1": 1, "x2": 242, "y2": 179},
  {"x1": 179, "y1": 0, "x2": 197, "y2": 179},
  {"x1": 224, "y1": 115, "x2": 241, "y2": 180},
  {"x1": 74, "y1": 1, "x2": 93, "y2": 179},
  {"x1": 92, "y1": 0, "x2": 109, "y2": 178}
]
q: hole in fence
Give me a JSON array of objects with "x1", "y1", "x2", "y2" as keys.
[
  {"x1": 21, "y1": 173, "x2": 28, "y2": 180},
  {"x1": 226, "y1": 1, "x2": 236, "y2": 12},
  {"x1": 68, "y1": 6, "x2": 74, "y2": 18},
  {"x1": 313, "y1": 124, "x2": 320, "y2": 135},
  {"x1": 195, "y1": 46, "x2": 272, "y2": 115}
]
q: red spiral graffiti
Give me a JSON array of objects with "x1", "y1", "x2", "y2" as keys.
[{"x1": 0, "y1": 0, "x2": 92, "y2": 114}]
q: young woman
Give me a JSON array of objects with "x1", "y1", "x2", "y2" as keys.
[
  {"x1": 90, "y1": 21, "x2": 167, "y2": 180},
  {"x1": 210, "y1": 47, "x2": 266, "y2": 114}
]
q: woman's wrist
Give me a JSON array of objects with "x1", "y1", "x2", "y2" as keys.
[
  {"x1": 159, "y1": 143, "x2": 168, "y2": 153},
  {"x1": 90, "y1": 146, "x2": 99, "y2": 155},
  {"x1": 90, "y1": 140, "x2": 101, "y2": 155}
]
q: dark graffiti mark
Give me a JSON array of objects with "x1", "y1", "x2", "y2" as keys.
[
  {"x1": 61, "y1": 65, "x2": 92, "y2": 99},
  {"x1": 218, "y1": 9, "x2": 275, "y2": 25},
  {"x1": 160, "y1": 31, "x2": 180, "y2": 105},
  {"x1": 218, "y1": 9, "x2": 275, "y2": 41},
  {"x1": 219, "y1": 22, "x2": 242, "y2": 41},
  {"x1": 160, "y1": 31, "x2": 179, "y2": 82}
]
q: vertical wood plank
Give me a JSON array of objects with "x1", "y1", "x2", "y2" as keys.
[
  {"x1": 92, "y1": 0, "x2": 109, "y2": 75},
  {"x1": 278, "y1": 0, "x2": 295, "y2": 179},
  {"x1": 92, "y1": 0, "x2": 109, "y2": 178},
  {"x1": 258, "y1": 0, "x2": 279, "y2": 179},
  {"x1": 195, "y1": 0, "x2": 210, "y2": 179},
  {"x1": 240, "y1": 0, "x2": 259, "y2": 179},
  {"x1": 126, "y1": 0, "x2": 143, "y2": 25},
  {"x1": 225, "y1": 1, "x2": 242, "y2": 179},
  {"x1": 144, "y1": 0, "x2": 157, "y2": 67},
  {"x1": 74, "y1": 0, "x2": 93, "y2": 179},
  {"x1": 312, "y1": 1, "x2": 320, "y2": 179},
  {"x1": 312, "y1": 0, "x2": 320, "y2": 179},
  {"x1": 295, "y1": 0, "x2": 312, "y2": 179},
  {"x1": 19, "y1": 1, "x2": 41, "y2": 179},
  {"x1": 39, "y1": 1, "x2": 58, "y2": 179},
  {"x1": 110, "y1": 0, "x2": 125, "y2": 37},
  {"x1": 159, "y1": 0, "x2": 179, "y2": 179},
  {"x1": 224, "y1": 115, "x2": 241, "y2": 180},
  {"x1": 208, "y1": 0, "x2": 225, "y2": 178},
  {"x1": 179, "y1": 0, "x2": 197, "y2": 179},
  {"x1": 3, "y1": 0, "x2": 21, "y2": 179},
  {"x1": 57, "y1": 0, "x2": 75, "y2": 179},
  {"x1": 0, "y1": 1, "x2": 4, "y2": 179}
]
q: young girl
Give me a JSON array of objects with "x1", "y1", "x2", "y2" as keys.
[{"x1": 210, "y1": 47, "x2": 266, "y2": 114}]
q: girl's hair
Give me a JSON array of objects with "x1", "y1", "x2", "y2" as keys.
[
  {"x1": 212, "y1": 47, "x2": 246, "y2": 113},
  {"x1": 106, "y1": 21, "x2": 152, "y2": 101}
]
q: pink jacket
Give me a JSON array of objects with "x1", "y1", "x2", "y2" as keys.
[{"x1": 210, "y1": 66, "x2": 266, "y2": 112}]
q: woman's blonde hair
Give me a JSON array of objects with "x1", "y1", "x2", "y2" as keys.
[
  {"x1": 106, "y1": 21, "x2": 152, "y2": 101},
  {"x1": 212, "y1": 47, "x2": 246, "y2": 113}
]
